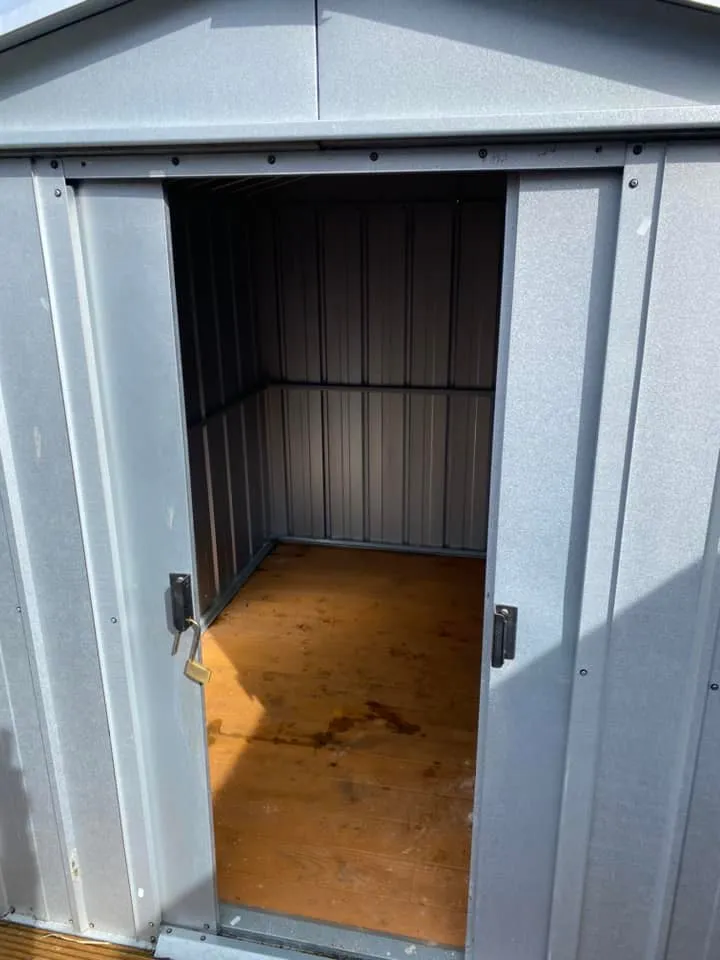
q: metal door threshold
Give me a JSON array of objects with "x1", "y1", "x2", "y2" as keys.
[{"x1": 156, "y1": 908, "x2": 463, "y2": 960}]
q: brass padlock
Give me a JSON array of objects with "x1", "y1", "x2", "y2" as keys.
[{"x1": 184, "y1": 622, "x2": 211, "y2": 686}]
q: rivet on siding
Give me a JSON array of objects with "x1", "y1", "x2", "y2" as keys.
[
  {"x1": 711, "y1": 683, "x2": 719, "y2": 691},
  {"x1": 150, "y1": 937, "x2": 157, "y2": 945},
  {"x1": 579, "y1": 668, "x2": 588, "y2": 677},
  {"x1": 203, "y1": 923, "x2": 210, "y2": 930},
  {"x1": 267, "y1": 154, "x2": 276, "y2": 165},
  {"x1": 171, "y1": 157, "x2": 180, "y2": 166},
  {"x1": 54, "y1": 188, "x2": 62, "y2": 197},
  {"x1": 632, "y1": 144, "x2": 643, "y2": 156},
  {"x1": 628, "y1": 178, "x2": 639, "y2": 189},
  {"x1": 50, "y1": 160, "x2": 58, "y2": 169},
  {"x1": 15, "y1": 606, "x2": 21, "y2": 614},
  {"x1": 166, "y1": 928, "x2": 173, "y2": 934},
  {"x1": 81, "y1": 161, "x2": 87, "y2": 168},
  {"x1": 369, "y1": 151, "x2": 379, "y2": 162},
  {"x1": 8, "y1": 906, "x2": 15, "y2": 914},
  {"x1": 595, "y1": 145, "x2": 603, "y2": 153},
  {"x1": 148, "y1": 922, "x2": 154, "y2": 928},
  {"x1": 88, "y1": 922, "x2": 95, "y2": 929},
  {"x1": 200, "y1": 935, "x2": 207, "y2": 942},
  {"x1": 478, "y1": 148, "x2": 488, "y2": 159},
  {"x1": 110, "y1": 617, "x2": 118, "y2": 624}
]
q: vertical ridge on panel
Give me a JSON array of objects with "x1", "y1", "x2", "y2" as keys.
[
  {"x1": 285, "y1": 389, "x2": 325, "y2": 538},
  {"x1": 406, "y1": 203, "x2": 453, "y2": 546},
  {"x1": 326, "y1": 390, "x2": 364, "y2": 541},
  {"x1": 445, "y1": 395, "x2": 492, "y2": 551},
  {"x1": 278, "y1": 206, "x2": 324, "y2": 537},
  {"x1": 252, "y1": 210, "x2": 282, "y2": 381},
  {"x1": 264, "y1": 386, "x2": 288, "y2": 537},
  {"x1": 244, "y1": 393, "x2": 268, "y2": 552},
  {"x1": 367, "y1": 205, "x2": 406, "y2": 386},
  {"x1": 210, "y1": 209, "x2": 244, "y2": 575},
  {"x1": 367, "y1": 206, "x2": 406, "y2": 544},
  {"x1": 409, "y1": 203, "x2": 453, "y2": 386},
  {"x1": 226, "y1": 203, "x2": 256, "y2": 563},
  {"x1": 198, "y1": 207, "x2": 233, "y2": 594},
  {"x1": 278, "y1": 205, "x2": 321, "y2": 383},
  {"x1": 226, "y1": 405, "x2": 251, "y2": 572},
  {"x1": 323, "y1": 205, "x2": 364, "y2": 540},
  {"x1": 407, "y1": 394, "x2": 448, "y2": 547},
  {"x1": 367, "y1": 393, "x2": 404, "y2": 544},
  {"x1": 190, "y1": 457, "x2": 212, "y2": 606},
  {"x1": 452, "y1": 202, "x2": 504, "y2": 389},
  {"x1": 229, "y1": 209, "x2": 260, "y2": 391}
]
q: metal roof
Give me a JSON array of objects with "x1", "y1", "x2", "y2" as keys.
[{"x1": 0, "y1": 0, "x2": 126, "y2": 51}]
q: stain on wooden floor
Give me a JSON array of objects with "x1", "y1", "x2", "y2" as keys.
[{"x1": 203, "y1": 544, "x2": 484, "y2": 946}]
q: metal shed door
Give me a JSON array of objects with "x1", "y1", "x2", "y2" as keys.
[
  {"x1": 75, "y1": 183, "x2": 216, "y2": 931},
  {"x1": 469, "y1": 171, "x2": 621, "y2": 960}
]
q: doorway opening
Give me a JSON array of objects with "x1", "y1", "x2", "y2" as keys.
[{"x1": 166, "y1": 171, "x2": 505, "y2": 949}]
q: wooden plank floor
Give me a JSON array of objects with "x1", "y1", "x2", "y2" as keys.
[
  {"x1": 203, "y1": 544, "x2": 484, "y2": 946},
  {"x1": 0, "y1": 922, "x2": 148, "y2": 960}
]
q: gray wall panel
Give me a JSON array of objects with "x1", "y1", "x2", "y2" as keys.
[
  {"x1": 226, "y1": 406, "x2": 251, "y2": 573},
  {"x1": 470, "y1": 171, "x2": 620, "y2": 960},
  {"x1": 264, "y1": 387, "x2": 289, "y2": 537},
  {"x1": 243, "y1": 395, "x2": 269, "y2": 556},
  {"x1": 325, "y1": 391, "x2": 364, "y2": 541},
  {"x1": 188, "y1": 426, "x2": 215, "y2": 612},
  {"x1": 445, "y1": 396, "x2": 492, "y2": 551},
  {"x1": 284, "y1": 390, "x2": 326, "y2": 538},
  {"x1": 0, "y1": 465, "x2": 69, "y2": 923},
  {"x1": 366, "y1": 206, "x2": 407, "y2": 385},
  {"x1": 170, "y1": 192, "x2": 272, "y2": 616},
  {"x1": 579, "y1": 149, "x2": 720, "y2": 960},
  {"x1": 247, "y1": 189, "x2": 502, "y2": 552},
  {"x1": 322, "y1": 207, "x2": 363, "y2": 384},
  {"x1": 453, "y1": 204, "x2": 503, "y2": 389},
  {"x1": 254, "y1": 212, "x2": 282, "y2": 381},
  {"x1": 205, "y1": 417, "x2": 233, "y2": 594},
  {"x1": 0, "y1": 0, "x2": 318, "y2": 142},
  {"x1": 317, "y1": 0, "x2": 720, "y2": 128},
  {"x1": 0, "y1": 165, "x2": 134, "y2": 934},
  {"x1": 278, "y1": 209, "x2": 322, "y2": 382},
  {"x1": 409, "y1": 205, "x2": 453, "y2": 386},
  {"x1": 406, "y1": 395, "x2": 447, "y2": 547},
  {"x1": 366, "y1": 393, "x2": 405, "y2": 545}
]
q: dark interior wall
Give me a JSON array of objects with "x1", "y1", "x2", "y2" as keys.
[
  {"x1": 251, "y1": 193, "x2": 504, "y2": 549},
  {"x1": 170, "y1": 196, "x2": 269, "y2": 615},
  {"x1": 169, "y1": 173, "x2": 504, "y2": 616}
]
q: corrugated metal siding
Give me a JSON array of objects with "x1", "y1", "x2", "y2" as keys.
[
  {"x1": 254, "y1": 197, "x2": 503, "y2": 551},
  {"x1": 170, "y1": 179, "x2": 502, "y2": 613},
  {"x1": 170, "y1": 199, "x2": 269, "y2": 615}
]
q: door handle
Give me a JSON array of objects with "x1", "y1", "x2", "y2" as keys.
[{"x1": 492, "y1": 605, "x2": 517, "y2": 668}]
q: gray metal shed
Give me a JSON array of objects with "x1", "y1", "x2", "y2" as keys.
[{"x1": 1, "y1": 3, "x2": 720, "y2": 960}]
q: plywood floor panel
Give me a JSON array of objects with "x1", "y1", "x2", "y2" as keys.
[{"x1": 204, "y1": 544, "x2": 484, "y2": 946}]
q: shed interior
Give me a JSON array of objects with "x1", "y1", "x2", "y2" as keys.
[{"x1": 167, "y1": 172, "x2": 505, "y2": 946}]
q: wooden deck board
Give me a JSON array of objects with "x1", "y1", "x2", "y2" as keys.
[
  {"x1": 0, "y1": 922, "x2": 148, "y2": 960},
  {"x1": 204, "y1": 544, "x2": 484, "y2": 946}
]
